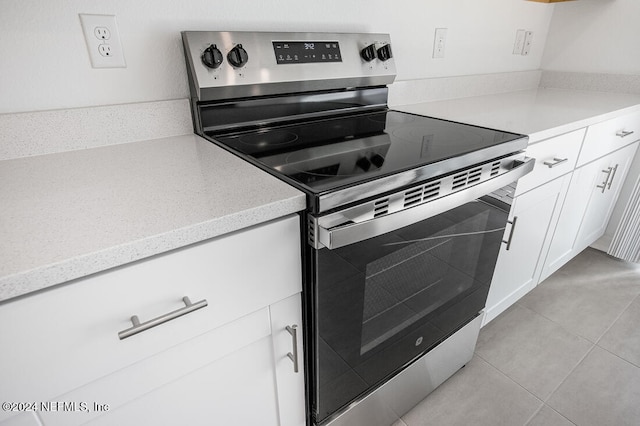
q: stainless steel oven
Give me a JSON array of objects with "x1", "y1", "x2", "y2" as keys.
[
  {"x1": 181, "y1": 30, "x2": 533, "y2": 426},
  {"x1": 307, "y1": 160, "x2": 528, "y2": 425}
]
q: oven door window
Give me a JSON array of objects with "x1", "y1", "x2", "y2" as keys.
[{"x1": 313, "y1": 197, "x2": 508, "y2": 422}]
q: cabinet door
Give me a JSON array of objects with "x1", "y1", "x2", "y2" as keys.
[
  {"x1": 84, "y1": 336, "x2": 281, "y2": 426},
  {"x1": 41, "y1": 308, "x2": 274, "y2": 426},
  {"x1": 270, "y1": 294, "x2": 306, "y2": 426},
  {"x1": 541, "y1": 160, "x2": 600, "y2": 281},
  {"x1": 484, "y1": 175, "x2": 571, "y2": 325},
  {"x1": 541, "y1": 142, "x2": 639, "y2": 281},
  {"x1": 574, "y1": 142, "x2": 639, "y2": 251}
]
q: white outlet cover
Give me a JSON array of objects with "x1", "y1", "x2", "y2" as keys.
[
  {"x1": 79, "y1": 14, "x2": 126, "y2": 68},
  {"x1": 433, "y1": 28, "x2": 447, "y2": 59},
  {"x1": 522, "y1": 31, "x2": 534, "y2": 56}
]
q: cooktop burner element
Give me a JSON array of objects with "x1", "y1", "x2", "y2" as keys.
[{"x1": 238, "y1": 131, "x2": 299, "y2": 147}]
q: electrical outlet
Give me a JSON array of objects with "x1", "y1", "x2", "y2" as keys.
[
  {"x1": 522, "y1": 31, "x2": 534, "y2": 56},
  {"x1": 433, "y1": 28, "x2": 447, "y2": 59},
  {"x1": 79, "y1": 14, "x2": 126, "y2": 68},
  {"x1": 94, "y1": 27, "x2": 111, "y2": 40},
  {"x1": 98, "y1": 44, "x2": 113, "y2": 57},
  {"x1": 513, "y1": 30, "x2": 526, "y2": 55}
]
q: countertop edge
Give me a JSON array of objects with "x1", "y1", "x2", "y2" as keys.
[
  {"x1": 526, "y1": 104, "x2": 640, "y2": 144},
  {"x1": 0, "y1": 194, "x2": 305, "y2": 303}
]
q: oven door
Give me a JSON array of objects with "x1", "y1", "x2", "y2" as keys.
[{"x1": 307, "y1": 157, "x2": 534, "y2": 424}]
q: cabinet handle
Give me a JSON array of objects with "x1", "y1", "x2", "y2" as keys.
[
  {"x1": 118, "y1": 296, "x2": 208, "y2": 340},
  {"x1": 597, "y1": 167, "x2": 613, "y2": 193},
  {"x1": 607, "y1": 164, "x2": 619, "y2": 190},
  {"x1": 616, "y1": 130, "x2": 635, "y2": 138},
  {"x1": 502, "y1": 216, "x2": 518, "y2": 251},
  {"x1": 286, "y1": 325, "x2": 299, "y2": 373},
  {"x1": 543, "y1": 157, "x2": 569, "y2": 168}
]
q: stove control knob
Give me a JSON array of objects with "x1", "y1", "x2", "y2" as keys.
[
  {"x1": 371, "y1": 154, "x2": 385, "y2": 168},
  {"x1": 377, "y1": 44, "x2": 393, "y2": 62},
  {"x1": 201, "y1": 44, "x2": 223, "y2": 69},
  {"x1": 227, "y1": 44, "x2": 249, "y2": 68},
  {"x1": 360, "y1": 44, "x2": 377, "y2": 62},
  {"x1": 356, "y1": 157, "x2": 372, "y2": 172}
]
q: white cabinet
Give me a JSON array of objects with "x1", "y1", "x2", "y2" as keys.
[
  {"x1": 270, "y1": 294, "x2": 307, "y2": 426},
  {"x1": 69, "y1": 294, "x2": 305, "y2": 426},
  {"x1": 485, "y1": 114, "x2": 640, "y2": 326},
  {"x1": 541, "y1": 163, "x2": 598, "y2": 280},
  {"x1": 86, "y1": 336, "x2": 282, "y2": 426},
  {"x1": 575, "y1": 143, "x2": 638, "y2": 250},
  {"x1": 484, "y1": 174, "x2": 571, "y2": 324},
  {"x1": 541, "y1": 142, "x2": 639, "y2": 281},
  {"x1": 0, "y1": 215, "x2": 304, "y2": 426}
]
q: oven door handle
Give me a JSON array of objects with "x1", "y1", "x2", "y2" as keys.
[{"x1": 315, "y1": 157, "x2": 535, "y2": 250}]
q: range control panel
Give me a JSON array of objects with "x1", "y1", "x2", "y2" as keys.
[
  {"x1": 273, "y1": 41, "x2": 342, "y2": 64},
  {"x1": 182, "y1": 31, "x2": 396, "y2": 102}
]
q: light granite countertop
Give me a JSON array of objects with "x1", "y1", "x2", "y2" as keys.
[
  {"x1": 0, "y1": 134, "x2": 305, "y2": 302},
  {"x1": 394, "y1": 88, "x2": 640, "y2": 144}
]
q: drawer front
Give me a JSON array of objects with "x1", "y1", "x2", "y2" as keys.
[
  {"x1": 578, "y1": 111, "x2": 640, "y2": 166},
  {"x1": 515, "y1": 129, "x2": 584, "y2": 196},
  {"x1": 0, "y1": 214, "x2": 301, "y2": 421}
]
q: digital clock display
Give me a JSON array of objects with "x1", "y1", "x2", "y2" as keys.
[{"x1": 273, "y1": 41, "x2": 342, "y2": 64}]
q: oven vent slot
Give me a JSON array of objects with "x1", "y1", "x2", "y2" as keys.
[
  {"x1": 468, "y1": 167, "x2": 482, "y2": 184},
  {"x1": 490, "y1": 161, "x2": 501, "y2": 176},
  {"x1": 374, "y1": 198, "x2": 390, "y2": 217},
  {"x1": 307, "y1": 215, "x2": 317, "y2": 246},
  {"x1": 403, "y1": 187, "x2": 423, "y2": 208},
  {"x1": 452, "y1": 172, "x2": 468, "y2": 189},
  {"x1": 452, "y1": 166, "x2": 483, "y2": 190},
  {"x1": 423, "y1": 181, "x2": 440, "y2": 200},
  {"x1": 404, "y1": 181, "x2": 441, "y2": 208}
]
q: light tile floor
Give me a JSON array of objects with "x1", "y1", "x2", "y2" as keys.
[{"x1": 394, "y1": 248, "x2": 640, "y2": 426}]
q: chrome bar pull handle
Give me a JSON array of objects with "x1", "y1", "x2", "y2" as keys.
[
  {"x1": 616, "y1": 130, "x2": 635, "y2": 138},
  {"x1": 118, "y1": 296, "x2": 208, "y2": 340},
  {"x1": 607, "y1": 164, "x2": 619, "y2": 190},
  {"x1": 597, "y1": 167, "x2": 613, "y2": 193},
  {"x1": 502, "y1": 216, "x2": 518, "y2": 251},
  {"x1": 543, "y1": 157, "x2": 569, "y2": 168},
  {"x1": 286, "y1": 325, "x2": 299, "y2": 373}
]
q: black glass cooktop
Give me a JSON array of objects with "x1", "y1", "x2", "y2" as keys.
[{"x1": 210, "y1": 110, "x2": 525, "y2": 195}]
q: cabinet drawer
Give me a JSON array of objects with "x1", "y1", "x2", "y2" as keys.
[
  {"x1": 0, "y1": 214, "x2": 301, "y2": 422},
  {"x1": 515, "y1": 129, "x2": 584, "y2": 196},
  {"x1": 579, "y1": 111, "x2": 640, "y2": 166}
]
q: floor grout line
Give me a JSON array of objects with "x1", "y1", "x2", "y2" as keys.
[
  {"x1": 522, "y1": 404, "x2": 544, "y2": 426},
  {"x1": 473, "y1": 351, "x2": 546, "y2": 406},
  {"x1": 542, "y1": 343, "x2": 596, "y2": 405},
  {"x1": 514, "y1": 302, "x2": 596, "y2": 343},
  {"x1": 594, "y1": 297, "x2": 637, "y2": 347},
  {"x1": 594, "y1": 344, "x2": 640, "y2": 369}
]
